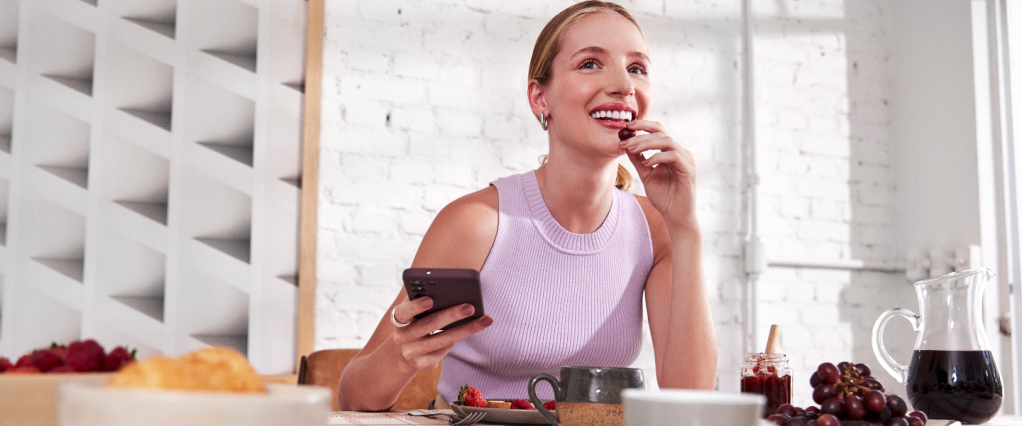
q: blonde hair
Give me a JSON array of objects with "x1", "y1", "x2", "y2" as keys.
[{"x1": 529, "y1": 1, "x2": 641, "y2": 192}]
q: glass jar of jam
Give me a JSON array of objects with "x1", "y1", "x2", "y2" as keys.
[{"x1": 740, "y1": 353, "x2": 792, "y2": 416}]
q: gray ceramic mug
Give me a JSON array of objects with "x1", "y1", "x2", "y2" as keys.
[{"x1": 528, "y1": 366, "x2": 644, "y2": 426}]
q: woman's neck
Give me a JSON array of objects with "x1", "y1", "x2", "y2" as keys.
[{"x1": 535, "y1": 147, "x2": 620, "y2": 235}]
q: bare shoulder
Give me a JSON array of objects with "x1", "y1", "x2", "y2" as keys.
[
  {"x1": 412, "y1": 186, "x2": 499, "y2": 270},
  {"x1": 631, "y1": 194, "x2": 671, "y2": 263}
]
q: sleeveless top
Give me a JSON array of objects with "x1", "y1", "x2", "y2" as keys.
[{"x1": 436, "y1": 170, "x2": 655, "y2": 402}]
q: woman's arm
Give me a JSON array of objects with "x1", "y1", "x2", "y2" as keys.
[
  {"x1": 638, "y1": 201, "x2": 716, "y2": 389},
  {"x1": 623, "y1": 119, "x2": 717, "y2": 389},
  {"x1": 336, "y1": 187, "x2": 499, "y2": 411}
]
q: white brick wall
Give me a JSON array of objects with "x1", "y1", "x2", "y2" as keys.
[{"x1": 318, "y1": 0, "x2": 915, "y2": 405}]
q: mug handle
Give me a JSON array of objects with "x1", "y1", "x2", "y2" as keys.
[
  {"x1": 871, "y1": 308, "x2": 921, "y2": 384},
  {"x1": 529, "y1": 373, "x2": 561, "y2": 426}
]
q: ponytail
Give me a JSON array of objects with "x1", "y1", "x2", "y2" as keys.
[{"x1": 615, "y1": 163, "x2": 633, "y2": 192}]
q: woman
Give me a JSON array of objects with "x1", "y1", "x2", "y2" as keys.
[{"x1": 337, "y1": 1, "x2": 717, "y2": 411}]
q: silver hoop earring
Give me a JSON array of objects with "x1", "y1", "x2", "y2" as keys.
[{"x1": 540, "y1": 114, "x2": 549, "y2": 131}]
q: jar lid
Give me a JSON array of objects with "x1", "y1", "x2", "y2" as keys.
[{"x1": 745, "y1": 353, "x2": 788, "y2": 364}]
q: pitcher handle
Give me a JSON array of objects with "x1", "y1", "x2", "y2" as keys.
[
  {"x1": 871, "y1": 308, "x2": 921, "y2": 384},
  {"x1": 529, "y1": 373, "x2": 560, "y2": 426}
]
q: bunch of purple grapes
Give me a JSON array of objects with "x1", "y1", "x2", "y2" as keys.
[{"x1": 764, "y1": 362, "x2": 929, "y2": 426}]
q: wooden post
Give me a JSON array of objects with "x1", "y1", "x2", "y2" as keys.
[{"x1": 297, "y1": 0, "x2": 324, "y2": 370}]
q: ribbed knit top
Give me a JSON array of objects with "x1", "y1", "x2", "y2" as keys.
[{"x1": 436, "y1": 170, "x2": 655, "y2": 402}]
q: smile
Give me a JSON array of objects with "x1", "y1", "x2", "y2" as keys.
[{"x1": 589, "y1": 110, "x2": 634, "y2": 121}]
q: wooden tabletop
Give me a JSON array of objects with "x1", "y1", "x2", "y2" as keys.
[
  {"x1": 328, "y1": 410, "x2": 475, "y2": 425},
  {"x1": 327, "y1": 412, "x2": 1022, "y2": 426}
]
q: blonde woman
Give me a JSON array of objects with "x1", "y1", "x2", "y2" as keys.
[{"x1": 337, "y1": 1, "x2": 717, "y2": 411}]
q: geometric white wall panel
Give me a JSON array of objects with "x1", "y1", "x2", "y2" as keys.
[{"x1": 0, "y1": 0, "x2": 307, "y2": 374}]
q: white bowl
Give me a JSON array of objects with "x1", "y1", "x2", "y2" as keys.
[
  {"x1": 59, "y1": 380, "x2": 331, "y2": 426},
  {"x1": 622, "y1": 389, "x2": 765, "y2": 426}
]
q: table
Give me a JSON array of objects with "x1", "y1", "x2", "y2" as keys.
[
  {"x1": 328, "y1": 410, "x2": 492, "y2": 425},
  {"x1": 983, "y1": 416, "x2": 1022, "y2": 426},
  {"x1": 327, "y1": 412, "x2": 1022, "y2": 426}
]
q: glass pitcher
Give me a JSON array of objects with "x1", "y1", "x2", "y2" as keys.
[{"x1": 872, "y1": 268, "x2": 1003, "y2": 424}]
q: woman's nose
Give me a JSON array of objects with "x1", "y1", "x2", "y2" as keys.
[{"x1": 606, "y1": 65, "x2": 635, "y2": 97}]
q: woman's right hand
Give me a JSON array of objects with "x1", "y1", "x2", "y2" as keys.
[{"x1": 389, "y1": 296, "x2": 493, "y2": 371}]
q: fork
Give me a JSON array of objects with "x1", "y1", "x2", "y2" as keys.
[{"x1": 407, "y1": 410, "x2": 487, "y2": 425}]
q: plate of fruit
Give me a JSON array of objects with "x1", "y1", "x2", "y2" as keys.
[
  {"x1": 764, "y1": 361, "x2": 932, "y2": 426},
  {"x1": 1, "y1": 339, "x2": 136, "y2": 374},
  {"x1": 450, "y1": 385, "x2": 555, "y2": 425}
]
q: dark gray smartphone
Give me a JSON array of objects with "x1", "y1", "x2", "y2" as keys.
[{"x1": 402, "y1": 268, "x2": 484, "y2": 331}]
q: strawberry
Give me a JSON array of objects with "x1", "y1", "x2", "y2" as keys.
[
  {"x1": 67, "y1": 339, "x2": 106, "y2": 372},
  {"x1": 14, "y1": 354, "x2": 33, "y2": 368},
  {"x1": 49, "y1": 365, "x2": 77, "y2": 373},
  {"x1": 30, "y1": 349, "x2": 64, "y2": 372},
  {"x1": 49, "y1": 343, "x2": 68, "y2": 362},
  {"x1": 103, "y1": 346, "x2": 136, "y2": 372},
  {"x1": 6, "y1": 365, "x2": 41, "y2": 374},
  {"x1": 0, "y1": 357, "x2": 12, "y2": 373},
  {"x1": 543, "y1": 400, "x2": 556, "y2": 410},
  {"x1": 510, "y1": 399, "x2": 534, "y2": 410},
  {"x1": 458, "y1": 384, "x2": 488, "y2": 408}
]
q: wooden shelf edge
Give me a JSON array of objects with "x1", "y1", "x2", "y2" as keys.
[{"x1": 296, "y1": 0, "x2": 323, "y2": 370}]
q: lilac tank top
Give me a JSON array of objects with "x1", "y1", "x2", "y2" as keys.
[{"x1": 436, "y1": 170, "x2": 655, "y2": 402}]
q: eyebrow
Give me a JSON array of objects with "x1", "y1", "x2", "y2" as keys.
[{"x1": 570, "y1": 46, "x2": 651, "y2": 64}]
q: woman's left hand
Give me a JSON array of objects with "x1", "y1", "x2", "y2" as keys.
[{"x1": 620, "y1": 119, "x2": 698, "y2": 231}]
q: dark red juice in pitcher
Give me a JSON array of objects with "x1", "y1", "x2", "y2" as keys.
[{"x1": 906, "y1": 350, "x2": 1002, "y2": 424}]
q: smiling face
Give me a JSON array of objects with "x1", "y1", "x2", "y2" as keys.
[{"x1": 529, "y1": 10, "x2": 651, "y2": 159}]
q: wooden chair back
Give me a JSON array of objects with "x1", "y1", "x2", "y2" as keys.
[{"x1": 298, "y1": 349, "x2": 442, "y2": 411}]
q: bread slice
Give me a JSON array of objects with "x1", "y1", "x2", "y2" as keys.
[{"x1": 487, "y1": 401, "x2": 512, "y2": 409}]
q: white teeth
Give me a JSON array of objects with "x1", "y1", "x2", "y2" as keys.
[{"x1": 590, "y1": 110, "x2": 634, "y2": 120}]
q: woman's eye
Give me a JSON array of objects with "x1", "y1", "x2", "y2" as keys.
[
  {"x1": 629, "y1": 65, "x2": 648, "y2": 75},
  {"x1": 579, "y1": 59, "x2": 599, "y2": 69}
]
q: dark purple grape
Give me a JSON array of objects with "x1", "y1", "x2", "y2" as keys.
[
  {"x1": 810, "y1": 372, "x2": 823, "y2": 387},
  {"x1": 818, "y1": 363, "x2": 840, "y2": 384},
  {"x1": 862, "y1": 377, "x2": 883, "y2": 390},
  {"x1": 907, "y1": 411, "x2": 927, "y2": 422},
  {"x1": 844, "y1": 395, "x2": 865, "y2": 420},
  {"x1": 877, "y1": 407, "x2": 892, "y2": 423},
  {"x1": 821, "y1": 397, "x2": 844, "y2": 416},
  {"x1": 885, "y1": 395, "x2": 907, "y2": 417},
  {"x1": 787, "y1": 417, "x2": 808, "y2": 426},
  {"x1": 813, "y1": 384, "x2": 837, "y2": 404},
  {"x1": 767, "y1": 414, "x2": 791, "y2": 426},
  {"x1": 855, "y1": 363, "x2": 871, "y2": 376},
  {"x1": 777, "y1": 404, "x2": 798, "y2": 417},
  {"x1": 838, "y1": 361, "x2": 852, "y2": 372},
  {"x1": 839, "y1": 422, "x2": 868, "y2": 426},
  {"x1": 817, "y1": 414, "x2": 840, "y2": 426},
  {"x1": 805, "y1": 406, "x2": 821, "y2": 415},
  {"x1": 807, "y1": 421, "x2": 818, "y2": 426},
  {"x1": 618, "y1": 128, "x2": 636, "y2": 141},
  {"x1": 884, "y1": 417, "x2": 908, "y2": 426},
  {"x1": 905, "y1": 417, "x2": 923, "y2": 426},
  {"x1": 795, "y1": 406, "x2": 806, "y2": 415},
  {"x1": 863, "y1": 390, "x2": 886, "y2": 412}
]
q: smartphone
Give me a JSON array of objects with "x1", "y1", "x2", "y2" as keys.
[{"x1": 402, "y1": 268, "x2": 485, "y2": 331}]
